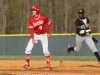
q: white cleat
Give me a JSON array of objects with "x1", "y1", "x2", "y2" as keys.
[{"x1": 45, "y1": 67, "x2": 50, "y2": 71}]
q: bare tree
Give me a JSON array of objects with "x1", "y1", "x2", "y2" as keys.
[
  {"x1": 26, "y1": 0, "x2": 30, "y2": 33},
  {"x1": 86, "y1": 0, "x2": 99, "y2": 32},
  {"x1": 97, "y1": 0, "x2": 100, "y2": 32},
  {"x1": 64, "y1": 0, "x2": 80, "y2": 33},
  {"x1": 48, "y1": 0, "x2": 53, "y2": 22},
  {"x1": 0, "y1": 0, "x2": 100, "y2": 34},
  {"x1": 19, "y1": 0, "x2": 23, "y2": 33},
  {"x1": 0, "y1": 0, "x2": 8, "y2": 34}
]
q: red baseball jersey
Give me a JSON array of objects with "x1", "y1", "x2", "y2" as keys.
[{"x1": 28, "y1": 14, "x2": 52, "y2": 39}]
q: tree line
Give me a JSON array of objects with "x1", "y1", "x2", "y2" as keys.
[{"x1": 0, "y1": 0, "x2": 100, "y2": 34}]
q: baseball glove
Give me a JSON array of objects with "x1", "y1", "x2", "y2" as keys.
[{"x1": 92, "y1": 37, "x2": 98, "y2": 44}]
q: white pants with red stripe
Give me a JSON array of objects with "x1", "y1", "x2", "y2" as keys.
[{"x1": 25, "y1": 33, "x2": 50, "y2": 55}]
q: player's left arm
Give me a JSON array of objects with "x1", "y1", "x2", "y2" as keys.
[
  {"x1": 86, "y1": 17, "x2": 98, "y2": 44},
  {"x1": 48, "y1": 22, "x2": 52, "y2": 38},
  {"x1": 85, "y1": 17, "x2": 91, "y2": 33},
  {"x1": 45, "y1": 17, "x2": 52, "y2": 38}
]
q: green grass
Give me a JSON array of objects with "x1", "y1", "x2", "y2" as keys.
[
  {"x1": 0, "y1": 55, "x2": 98, "y2": 61},
  {"x1": 0, "y1": 73, "x2": 11, "y2": 75}
]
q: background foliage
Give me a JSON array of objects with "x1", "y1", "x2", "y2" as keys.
[{"x1": 0, "y1": 0, "x2": 100, "y2": 34}]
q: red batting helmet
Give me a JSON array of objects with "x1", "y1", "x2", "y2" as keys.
[{"x1": 31, "y1": 5, "x2": 40, "y2": 15}]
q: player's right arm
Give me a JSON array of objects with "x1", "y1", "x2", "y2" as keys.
[
  {"x1": 75, "y1": 19, "x2": 86, "y2": 35},
  {"x1": 28, "y1": 18, "x2": 36, "y2": 45}
]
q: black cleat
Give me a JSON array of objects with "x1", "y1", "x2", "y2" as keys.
[{"x1": 67, "y1": 44, "x2": 71, "y2": 54}]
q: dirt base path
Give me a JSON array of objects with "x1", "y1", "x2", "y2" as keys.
[{"x1": 0, "y1": 60, "x2": 100, "y2": 75}]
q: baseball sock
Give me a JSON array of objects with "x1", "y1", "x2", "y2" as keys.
[
  {"x1": 69, "y1": 47, "x2": 74, "y2": 51},
  {"x1": 45, "y1": 55, "x2": 50, "y2": 68},
  {"x1": 25, "y1": 54, "x2": 31, "y2": 65},
  {"x1": 94, "y1": 52, "x2": 100, "y2": 62}
]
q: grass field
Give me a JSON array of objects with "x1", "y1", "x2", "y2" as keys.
[{"x1": 0, "y1": 55, "x2": 98, "y2": 61}]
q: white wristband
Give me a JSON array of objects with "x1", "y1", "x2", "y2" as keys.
[
  {"x1": 80, "y1": 30, "x2": 85, "y2": 34},
  {"x1": 86, "y1": 29, "x2": 91, "y2": 32}
]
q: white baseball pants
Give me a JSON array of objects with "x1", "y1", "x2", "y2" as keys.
[{"x1": 25, "y1": 33, "x2": 50, "y2": 55}]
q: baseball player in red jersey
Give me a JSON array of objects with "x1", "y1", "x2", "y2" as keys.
[{"x1": 22, "y1": 5, "x2": 52, "y2": 70}]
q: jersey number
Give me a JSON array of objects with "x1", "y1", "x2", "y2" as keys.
[
  {"x1": 39, "y1": 26, "x2": 42, "y2": 30},
  {"x1": 81, "y1": 25, "x2": 85, "y2": 29}
]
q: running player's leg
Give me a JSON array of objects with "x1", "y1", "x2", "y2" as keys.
[
  {"x1": 74, "y1": 35, "x2": 85, "y2": 52},
  {"x1": 40, "y1": 33, "x2": 50, "y2": 70},
  {"x1": 67, "y1": 34, "x2": 84, "y2": 53},
  {"x1": 85, "y1": 36, "x2": 100, "y2": 63}
]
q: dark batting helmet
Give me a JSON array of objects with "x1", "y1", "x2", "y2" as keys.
[{"x1": 77, "y1": 9, "x2": 85, "y2": 14}]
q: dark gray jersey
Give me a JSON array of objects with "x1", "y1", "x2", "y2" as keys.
[{"x1": 75, "y1": 17, "x2": 90, "y2": 36}]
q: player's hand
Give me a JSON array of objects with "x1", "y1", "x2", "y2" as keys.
[
  {"x1": 90, "y1": 27, "x2": 95, "y2": 31},
  {"x1": 32, "y1": 39, "x2": 36, "y2": 45},
  {"x1": 92, "y1": 37, "x2": 98, "y2": 44},
  {"x1": 84, "y1": 30, "x2": 86, "y2": 34},
  {"x1": 82, "y1": 30, "x2": 86, "y2": 35},
  {"x1": 94, "y1": 40, "x2": 98, "y2": 44},
  {"x1": 47, "y1": 34, "x2": 51, "y2": 38}
]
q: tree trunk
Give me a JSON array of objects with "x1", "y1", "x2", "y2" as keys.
[
  {"x1": 64, "y1": 0, "x2": 68, "y2": 33},
  {"x1": 98, "y1": 0, "x2": 100, "y2": 32},
  {"x1": 1, "y1": 0, "x2": 8, "y2": 34},
  {"x1": 26, "y1": 0, "x2": 30, "y2": 33}
]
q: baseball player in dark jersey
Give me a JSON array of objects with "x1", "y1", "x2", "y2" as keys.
[{"x1": 67, "y1": 9, "x2": 100, "y2": 64}]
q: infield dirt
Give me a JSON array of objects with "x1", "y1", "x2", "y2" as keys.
[{"x1": 0, "y1": 60, "x2": 100, "y2": 75}]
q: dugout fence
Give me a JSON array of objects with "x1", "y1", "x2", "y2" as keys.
[{"x1": 0, "y1": 33, "x2": 100, "y2": 56}]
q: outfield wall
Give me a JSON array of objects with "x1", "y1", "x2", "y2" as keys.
[{"x1": 0, "y1": 33, "x2": 100, "y2": 56}]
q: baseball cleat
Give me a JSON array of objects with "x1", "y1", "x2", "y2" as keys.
[
  {"x1": 45, "y1": 67, "x2": 50, "y2": 71},
  {"x1": 67, "y1": 44, "x2": 71, "y2": 54},
  {"x1": 22, "y1": 64, "x2": 30, "y2": 70}
]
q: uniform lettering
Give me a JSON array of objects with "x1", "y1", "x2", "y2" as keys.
[
  {"x1": 85, "y1": 24, "x2": 89, "y2": 28},
  {"x1": 32, "y1": 20, "x2": 44, "y2": 27},
  {"x1": 81, "y1": 25, "x2": 85, "y2": 29}
]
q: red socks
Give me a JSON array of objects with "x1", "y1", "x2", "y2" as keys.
[
  {"x1": 25, "y1": 54, "x2": 31, "y2": 65},
  {"x1": 25, "y1": 54, "x2": 50, "y2": 67},
  {"x1": 45, "y1": 55, "x2": 50, "y2": 67}
]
